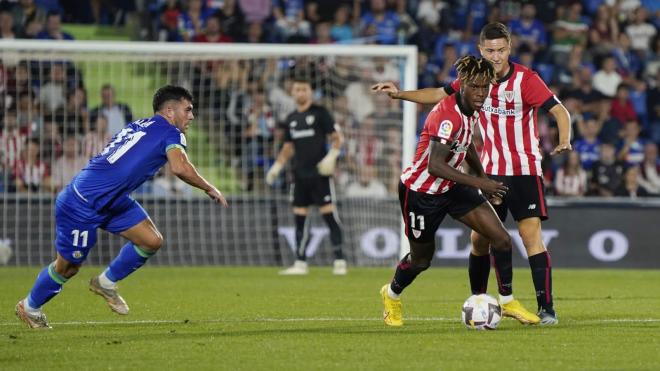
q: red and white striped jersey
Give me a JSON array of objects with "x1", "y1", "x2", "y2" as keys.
[
  {"x1": 401, "y1": 93, "x2": 479, "y2": 194},
  {"x1": 446, "y1": 62, "x2": 559, "y2": 176}
]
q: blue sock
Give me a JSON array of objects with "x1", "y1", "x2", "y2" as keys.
[
  {"x1": 27, "y1": 263, "x2": 68, "y2": 309},
  {"x1": 105, "y1": 242, "x2": 155, "y2": 282}
]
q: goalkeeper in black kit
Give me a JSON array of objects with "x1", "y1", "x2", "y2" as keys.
[{"x1": 266, "y1": 78, "x2": 347, "y2": 275}]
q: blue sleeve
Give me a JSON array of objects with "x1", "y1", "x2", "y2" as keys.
[{"x1": 164, "y1": 128, "x2": 187, "y2": 154}]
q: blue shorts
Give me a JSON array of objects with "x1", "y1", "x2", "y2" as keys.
[{"x1": 55, "y1": 186, "x2": 148, "y2": 264}]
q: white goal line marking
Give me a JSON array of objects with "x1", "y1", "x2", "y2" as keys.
[{"x1": 2, "y1": 317, "x2": 660, "y2": 327}]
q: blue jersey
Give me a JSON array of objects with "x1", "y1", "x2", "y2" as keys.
[{"x1": 72, "y1": 115, "x2": 186, "y2": 211}]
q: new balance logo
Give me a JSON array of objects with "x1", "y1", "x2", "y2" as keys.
[{"x1": 528, "y1": 204, "x2": 537, "y2": 210}]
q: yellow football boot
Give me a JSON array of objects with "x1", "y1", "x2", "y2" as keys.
[
  {"x1": 380, "y1": 284, "x2": 403, "y2": 327},
  {"x1": 501, "y1": 299, "x2": 540, "y2": 325}
]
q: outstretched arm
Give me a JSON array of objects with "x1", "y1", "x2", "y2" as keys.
[
  {"x1": 549, "y1": 103, "x2": 572, "y2": 155},
  {"x1": 371, "y1": 82, "x2": 449, "y2": 104},
  {"x1": 166, "y1": 148, "x2": 228, "y2": 207}
]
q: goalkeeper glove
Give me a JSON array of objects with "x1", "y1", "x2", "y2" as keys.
[
  {"x1": 266, "y1": 162, "x2": 283, "y2": 185},
  {"x1": 317, "y1": 148, "x2": 340, "y2": 176}
]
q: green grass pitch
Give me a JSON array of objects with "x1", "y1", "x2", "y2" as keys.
[{"x1": 1, "y1": 267, "x2": 659, "y2": 370}]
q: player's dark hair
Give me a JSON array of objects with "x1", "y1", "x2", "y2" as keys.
[
  {"x1": 152, "y1": 85, "x2": 193, "y2": 113},
  {"x1": 455, "y1": 55, "x2": 496, "y2": 84},
  {"x1": 292, "y1": 76, "x2": 312, "y2": 86},
  {"x1": 479, "y1": 22, "x2": 511, "y2": 44}
]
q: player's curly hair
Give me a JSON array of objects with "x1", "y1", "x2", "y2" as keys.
[{"x1": 454, "y1": 56, "x2": 496, "y2": 84}]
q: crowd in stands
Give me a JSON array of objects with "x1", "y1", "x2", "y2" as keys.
[{"x1": 1, "y1": 0, "x2": 659, "y2": 198}]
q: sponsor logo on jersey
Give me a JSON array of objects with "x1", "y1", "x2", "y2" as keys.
[
  {"x1": 290, "y1": 129, "x2": 315, "y2": 139},
  {"x1": 450, "y1": 141, "x2": 469, "y2": 153},
  {"x1": 306, "y1": 115, "x2": 315, "y2": 125},
  {"x1": 439, "y1": 120, "x2": 453, "y2": 139},
  {"x1": 504, "y1": 91, "x2": 514, "y2": 103},
  {"x1": 481, "y1": 105, "x2": 516, "y2": 116},
  {"x1": 180, "y1": 133, "x2": 187, "y2": 146}
]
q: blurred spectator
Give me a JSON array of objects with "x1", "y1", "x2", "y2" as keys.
[
  {"x1": 612, "y1": 33, "x2": 642, "y2": 78},
  {"x1": 38, "y1": 63, "x2": 67, "y2": 112},
  {"x1": 590, "y1": 142, "x2": 625, "y2": 196},
  {"x1": 593, "y1": 55, "x2": 623, "y2": 97},
  {"x1": 36, "y1": 10, "x2": 74, "y2": 40},
  {"x1": 360, "y1": 0, "x2": 400, "y2": 45},
  {"x1": 554, "y1": 151, "x2": 588, "y2": 196},
  {"x1": 5, "y1": 62, "x2": 38, "y2": 106},
  {"x1": 245, "y1": 21, "x2": 264, "y2": 43},
  {"x1": 153, "y1": 164, "x2": 192, "y2": 197},
  {"x1": 15, "y1": 137, "x2": 49, "y2": 192},
  {"x1": 345, "y1": 165, "x2": 388, "y2": 198},
  {"x1": 390, "y1": 0, "x2": 418, "y2": 42},
  {"x1": 588, "y1": 4, "x2": 619, "y2": 55},
  {"x1": 21, "y1": 16, "x2": 44, "y2": 38},
  {"x1": 330, "y1": 5, "x2": 354, "y2": 43},
  {"x1": 158, "y1": 0, "x2": 183, "y2": 42},
  {"x1": 89, "y1": 84, "x2": 133, "y2": 136},
  {"x1": 416, "y1": 0, "x2": 447, "y2": 32},
  {"x1": 618, "y1": 120, "x2": 646, "y2": 166},
  {"x1": 417, "y1": 51, "x2": 440, "y2": 89},
  {"x1": 273, "y1": 0, "x2": 310, "y2": 42},
  {"x1": 15, "y1": 91, "x2": 41, "y2": 136},
  {"x1": 39, "y1": 116, "x2": 62, "y2": 160},
  {"x1": 216, "y1": 0, "x2": 245, "y2": 41},
  {"x1": 648, "y1": 69, "x2": 660, "y2": 142},
  {"x1": 638, "y1": 142, "x2": 660, "y2": 194},
  {"x1": 371, "y1": 57, "x2": 399, "y2": 83},
  {"x1": 238, "y1": 0, "x2": 272, "y2": 24},
  {"x1": 551, "y1": 2, "x2": 588, "y2": 64},
  {"x1": 625, "y1": 6, "x2": 657, "y2": 57},
  {"x1": 61, "y1": 86, "x2": 89, "y2": 135},
  {"x1": 312, "y1": 22, "x2": 332, "y2": 44},
  {"x1": 243, "y1": 87, "x2": 274, "y2": 190},
  {"x1": 565, "y1": 67, "x2": 604, "y2": 116},
  {"x1": 178, "y1": 0, "x2": 216, "y2": 42},
  {"x1": 610, "y1": 83, "x2": 638, "y2": 124},
  {"x1": 82, "y1": 115, "x2": 111, "y2": 159},
  {"x1": 615, "y1": 165, "x2": 650, "y2": 198},
  {"x1": 574, "y1": 115, "x2": 602, "y2": 171},
  {"x1": 50, "y1": 136, "x2": 86, "y2": 193},
  {"x1": 509, "y1": 3, "x2": 547, "y2": 57},
  {"x1": 0, "y1": 111, "x2": 26, "y2": 175},
  {"x1": 435, "y1": 43, "x2": 458, "y2": 85},
  {"x1": 0, "y1": 8, "x2": 16, "y2": 39},
  {"x1": 11, "y1": 0, "x2": 47, "y2": 32},
  {"x1": 193, "y1": 15, "x2": 233, "y2": 42}
]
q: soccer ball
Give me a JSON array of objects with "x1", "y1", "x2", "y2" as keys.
[{"x1": 461, "y1": 294, "x2": 502, "y2": 330}]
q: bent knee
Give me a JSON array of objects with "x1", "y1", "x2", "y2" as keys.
[
  {"x1": 141, "y1": 233, "x2": 164, "y2": 252},
  {"x1": 491, "y1": 233, "x2": 512, "y2": 252}
]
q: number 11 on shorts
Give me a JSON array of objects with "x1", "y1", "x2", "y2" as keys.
[
  {"x1": 71, "y1": 229, "x2": 89, "y2": 247},
  {"x1": 409, "y1": 212, "x2": 425, "y2": 230}
]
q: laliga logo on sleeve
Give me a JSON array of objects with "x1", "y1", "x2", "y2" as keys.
[{"x1": 439, "y1": 120, "x2": 453, "y2": 139}]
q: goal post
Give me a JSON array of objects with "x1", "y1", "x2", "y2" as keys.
[{"x1": 0, "y1": 39, "x2": 416, "y2": 266}]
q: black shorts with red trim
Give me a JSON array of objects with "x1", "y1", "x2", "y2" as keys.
[
  {"x1": 488, "y1": 175, "x2": 548, "y2": 222},
  {"x1": 398, "y1": 181, "x2": 486, "y2": 243}
]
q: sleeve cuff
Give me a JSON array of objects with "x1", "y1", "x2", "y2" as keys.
[
  {"x1": 166, "y1": 144, "x2": 186, "y2": 152},
  {"x1": 541, "y1": 95, "x2": 561, "y2": 112}
]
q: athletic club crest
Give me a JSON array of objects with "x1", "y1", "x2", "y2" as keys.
[
  {"x1": 306, "y1": 115, "x2": 315, "y2": 125},
  {"x1": 504, "y1": 91, "x2": 514, "y2": 103}
]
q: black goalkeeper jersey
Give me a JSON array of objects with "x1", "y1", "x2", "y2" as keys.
[{"x1": 282, "y1": 104, "x2": 336, "y2": 179}]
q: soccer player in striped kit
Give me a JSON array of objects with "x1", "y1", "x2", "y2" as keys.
[
  {"x1": 379, "y1": 56, "x2": 512, "y2": 327},
  {"x1": 373, "y1": 23, "x2": 571, "y2": 325}
]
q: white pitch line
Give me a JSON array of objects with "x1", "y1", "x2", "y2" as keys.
[{"x1": 1, "y1": 317, "x2": 660, "y2": 327}]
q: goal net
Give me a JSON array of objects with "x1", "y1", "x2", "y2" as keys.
[{"x1": 0, "y1": 40, "x2": 417, "y2": 267}]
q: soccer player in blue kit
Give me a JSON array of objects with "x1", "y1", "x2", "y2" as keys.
[{"x1": 15, "y1": 85, "x2": 228, "y2": 329}]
